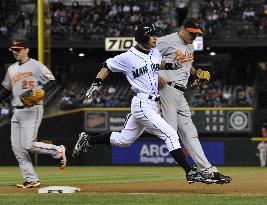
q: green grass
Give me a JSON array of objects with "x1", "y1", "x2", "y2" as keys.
[
  {"x1": 0, "y1": 194, "x2": 267, "y2": 205},
  {"x1": 0, "y1": 166, "x2": 250, "y2": 185},
  {"x1": 0, "y1": 166, "x2": 185, "y2": 185},
  {"x1": 0, "y1": 166, "x2": 266, "y2": 205}
]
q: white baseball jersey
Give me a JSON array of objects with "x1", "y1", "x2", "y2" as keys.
[
  {"x1": 106, "y1": 46, "x2": 181, "y2": 152},
  {"x1": 106, "y1": 46, "x2": 162, "y2": 95},
  {"x1": 1, "y1": 58, "x2": 55, "y2": 106},
  {"x1": 157, "y1": 32, "x2": 194, "y2": 88},
  {"x1": 258, "y1": 142, "x2": 267, "y2": 167}
]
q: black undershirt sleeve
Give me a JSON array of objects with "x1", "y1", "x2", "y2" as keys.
[
  {"x1": 42, "y1": 80, "x2": 57, "y2": 92},
  {"x1": 0, "y1": 85, "x2": 12, "y2": 102}
]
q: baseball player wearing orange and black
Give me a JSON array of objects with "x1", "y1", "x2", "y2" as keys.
[
  {"x1": 72, "y1": 23, "x2": 210, "y2": 184},
  {"x1": 0, "y1": 40, "x2": 67, "y2": 188},
  {"x1": 157, "y1": 18, "x2": 232, "y2": 184}
]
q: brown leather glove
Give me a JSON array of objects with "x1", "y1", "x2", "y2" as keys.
[{"x1": 19, "y1": 89, "x2": 45, "y2": 107}]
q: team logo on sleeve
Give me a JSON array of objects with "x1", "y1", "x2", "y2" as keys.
[
  {"x1": 44, "y1": 71, "x2": 55, "y2": 80},
  {"x1": 132, "y1": 63, "x2": 160, "y2": 79}
]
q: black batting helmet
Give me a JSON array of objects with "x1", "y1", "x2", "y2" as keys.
[{"x1": 134, "y1": 23, "x2": 160, "y2": 44}]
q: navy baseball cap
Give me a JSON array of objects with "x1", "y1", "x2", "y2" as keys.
[
  {"x1": 182, "y1": 18, "x2": 203, "y2": 34},
  {"x1": 9, "y1": 39, "x2": 29, "y2": 49}
]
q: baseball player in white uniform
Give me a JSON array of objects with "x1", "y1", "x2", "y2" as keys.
[
  {"x1": 72, "y1": 23, "x2": 209, "y2": 184},
  {"x1": 156, "y1": 18, "x2": 232, "y2": 184},
  {"x1": 257, "y1": 126, "x2": 267, "y2": 167},
  {"x1": 0, "y1": 40, "x2": 67, "y2": 188}
]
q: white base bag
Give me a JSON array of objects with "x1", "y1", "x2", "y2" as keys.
[{"x1": 38, "y1": 186, "x2": 80, "y2": 193}]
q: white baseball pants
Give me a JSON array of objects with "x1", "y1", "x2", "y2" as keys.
[{"x1": 110, "y1": 94, "x2": 181, "y2": 152}]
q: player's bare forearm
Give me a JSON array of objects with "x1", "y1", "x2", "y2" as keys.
[
  {"x1": 96, "y1": 67, "x2": 111, "y2": 81},
  {"x1": 160, "y1": 61, "x2": 166, "y2": 70}
]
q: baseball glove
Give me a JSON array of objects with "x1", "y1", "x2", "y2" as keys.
[
  {"x1": 19, "y1": 89, "x2": 45, "y2": 107},
  {"x1": 191, "y1": 69, "x2": 211, "y2": 87}
]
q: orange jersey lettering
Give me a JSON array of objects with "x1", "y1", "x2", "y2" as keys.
[
  {"x1": 174, "y1": 50, "x2": 194, "y2": 64},
  {"x1": 11, "y1": 72, "x2": 33, "y2": 86}
]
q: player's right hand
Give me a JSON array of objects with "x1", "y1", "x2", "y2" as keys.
[
  {"x1": 158, "y1": 76, "x2": 168, "y2": 90},
  {"x1": 85, "y1": 83, "x2": 100, "y2": 99}
]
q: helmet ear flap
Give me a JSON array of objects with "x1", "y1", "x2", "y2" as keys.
[{"x1": 135, "y1": 34, "x2": 149, "y2": 44}]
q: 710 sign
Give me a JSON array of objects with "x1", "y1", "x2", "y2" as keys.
[{"x1": 105, "y1": 37, "x2": 136, "y2": 51}]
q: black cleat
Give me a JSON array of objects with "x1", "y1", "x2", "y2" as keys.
[
  {"x1": 186, "y1": 169, "x2": 211, "y2": 184},
  {"x1": 72, "y1": 132, "x2": 92, "y2": 158},
  {"x1": 208, "y1": 172, "x2": 232, "y2": 184}
]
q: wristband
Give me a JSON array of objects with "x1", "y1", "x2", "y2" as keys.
[{"x1": 94, "y1": 78, "x2": 103, "y2": 86}]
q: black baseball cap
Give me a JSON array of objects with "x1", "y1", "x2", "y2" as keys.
[
  {"x1": 9, "y1": 39, "x2": 29, "y2": 49},
  {"x1": 182, "y1": 18, "x2": 203, "y2": 34}
]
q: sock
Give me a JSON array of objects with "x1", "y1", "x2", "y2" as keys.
[
  {"x1": 170, "y1": 148, "x2": 191, "y2": 174},
  {"x1": 89, "y1": 131, "x2": 112, "y2": 145}
]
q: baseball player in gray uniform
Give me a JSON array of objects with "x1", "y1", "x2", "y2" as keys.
[
  {"x1": 72, "y1": 23, "x2": 209, "y2": 184},
  {"x1": 156, "y1": 18, "x2": 232, "y2": 184},
  {"x1": 0, "y1": 40, "x2": 67, "y2": 188}
]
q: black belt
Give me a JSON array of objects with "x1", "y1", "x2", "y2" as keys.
[
  {"x1": 14, "y1": 106, "x2": 25, "y2": 109},
  {"x1": 134, "y1": 93, "x2": 160, "y2": 102},
  {"x1": 167, "y1": 82, "x2": 186, "y2": 92}
]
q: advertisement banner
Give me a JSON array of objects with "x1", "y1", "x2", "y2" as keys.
[
  {"x1": 105, "y1": 37, "x2": 136, "y2": 51},
  {"x1": 112, "y1": 139, "x2": 224, "y2": 165},
  {"x1": 84, "y1": 110, "x2": 130, "y2": 132},
  {"x1": 84, "y1": 111, "x2": 108, "y2": 132},
  {"x1": 84, "y1": 108, "x2": 253, "y2": 134}
]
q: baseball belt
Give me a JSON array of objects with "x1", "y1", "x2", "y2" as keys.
[
  {"x1": 13, "y1": 106, "x2": 26, "y2": 109},
  {"x1": 134, "y1": 92, "x2": 160, "y2": 102},
  {"x1": 167, "y1": 82, "x2": 186, "y2": 92},
  {"x1": 13, "y1": 104, "x2": 42, "y2": 109}
]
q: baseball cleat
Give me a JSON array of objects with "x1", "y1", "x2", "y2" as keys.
[
  {"x1": 59, "y1": 145, "x2": 67, "y2": 169},
  {"x1": 208, "y1": 172, "x2": 232, "y2": 184},
  {"x1": 186, "y1": 169, "x2": 210, "y2": 184},
  {"x1": 17, "y1": 181, "x2": 41, "y2": 188},
  {"x1": 72, "y1": 132, "x2": 92, "y2": 158}
]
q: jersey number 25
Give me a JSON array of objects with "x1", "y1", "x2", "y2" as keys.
[{"x1": 22, "y1": 80, "x2": 35, "y2": 89}]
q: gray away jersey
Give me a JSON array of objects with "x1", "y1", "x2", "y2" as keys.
[
  {"x1": 157, "y1": 33, "x2": 194, "y2": 88},
  {"x1": 2, "y1": 58, "x2": 55, "y2": 106},
  {"x1": 106, "y1": 46, "x2": 162, "y2": 95}
]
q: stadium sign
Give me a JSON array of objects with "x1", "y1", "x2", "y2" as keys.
[
  {"x1": 105, "y1": 37, "x2": 136, "y2": 51},
  {"x1": 112, "y1": 140, "x2": 224, "y2": 165}
]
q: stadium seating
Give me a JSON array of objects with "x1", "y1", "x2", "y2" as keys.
[{"x1": 200, "y1": 0, "x2": 267, "y2": 40}]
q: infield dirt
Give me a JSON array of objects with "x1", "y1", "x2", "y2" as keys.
[{"x1": 0, "y1": 171, "x2": 266, "y2": 195}]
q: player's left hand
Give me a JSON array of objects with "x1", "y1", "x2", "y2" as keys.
[
  {"x1": 191, "y1": 69, "x2": 210, "y2": 87},
  {"x1": 19, "y1": 89, "x2": 45, "y2": 107},
  {"x1": 85, "y1": 82, "x2": 101, "y2": 99}
]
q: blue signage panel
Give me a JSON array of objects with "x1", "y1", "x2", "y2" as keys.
[{"x1": 112, "y1": 140, "x2": 224, "y2": 165}]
